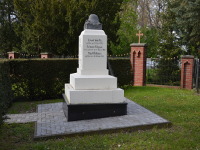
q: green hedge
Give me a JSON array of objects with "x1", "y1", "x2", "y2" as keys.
[
  {"x1": 109, "y1": 58, "x2": 132, "y2": 87},
  {"x1": 9, "y1": 58, "x2": 132, "y2": 101},
  {"x1": 9, "y1": 59, "x2": 78, "y2": 100},
  {"x1": 0, "y1": 60, "x2": 13, "y2": 125}
]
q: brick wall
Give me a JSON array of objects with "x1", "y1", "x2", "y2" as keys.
[
  {"x1": 130, "y1": 43, "x2": 147, "y2": 86},
  {"x1": 181, "y1": 55, "x2": 194, "y2": 89},
  {"x1": 7, "y1": 52, "x2": 19, "y2": 59},
  {"x1": 40, "y1": 53, "x2": 52, "y2": 58}
]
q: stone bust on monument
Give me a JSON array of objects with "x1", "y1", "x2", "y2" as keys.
[
  {"x1": 63, "y1": 14, "x2": 127, "y2": 121},
  {"x1": 84, "y1": 14, "x2": 102, "y2": 30}
]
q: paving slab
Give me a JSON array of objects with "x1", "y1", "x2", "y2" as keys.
[{"x1": 5, "y1": 98, "x2": 171, "y2": 139}]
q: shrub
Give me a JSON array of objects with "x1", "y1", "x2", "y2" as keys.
[
  {"x1": 0, "y1": 60, "x2": 13, "y2": 125},
  {"x1": 9, "y1": 59, "x2": 78, "y2": 100},
  {"x1": 9, "y1": 58, "x2": 132, "y2": 101},
  {"x1": 109, "y1": 58, "x2": 132, "y2": 87}
]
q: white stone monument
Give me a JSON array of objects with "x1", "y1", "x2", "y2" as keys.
[{"x1": 63, "y1": 14, "x2": 127, "y2": 121}]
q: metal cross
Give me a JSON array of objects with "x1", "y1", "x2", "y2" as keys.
[{"x1": 136, "y1": 30, "x2": 144, "y2": 44}]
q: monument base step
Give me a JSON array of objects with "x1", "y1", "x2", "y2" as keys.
[
  {"x1": 65, "y1": 84, "x2": 124, "y2": 104},
  {"x1": 70, "y1": 73, "x2": 117, "y2": 90},
  {"x1": 63, "y1": 94, "x2": 127, "y2": 121}
]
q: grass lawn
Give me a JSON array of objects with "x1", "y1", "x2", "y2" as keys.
[{"x1": 0, "y1": 86, "x2": 199, "y2": 150}]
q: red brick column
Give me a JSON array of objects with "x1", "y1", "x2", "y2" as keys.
[
  {"x1": 40, "y1": 53, "x2": 52, "y2": 58},
  {"x1": 7, "y1": 51, "x2": 19, "y2": 59},
  {"x1": 181, "y1": 55, "x2": 194, "y2": 89},
  {"x1": 130, "y1": 43, "x2": 147, "y2": 86}
]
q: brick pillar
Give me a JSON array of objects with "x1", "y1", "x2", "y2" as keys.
[
  {"x1": 181, "y1": 55, "x2": 194, "y2": 89},
  {"x1": 40, "y1": 52, "x2": 52, "y2": 58},
  {"x1": 130, "y1": 43, "x2": 147, "y2": 86},
  {"x1": 7, "y1": 51, "x2": 19, "y2": 59}
]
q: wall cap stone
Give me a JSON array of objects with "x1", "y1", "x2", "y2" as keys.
[
  {"x1": 40, "y1": 52, "x2": 52, "y2": 55},
  {"x1": 130, "y1": 43, "x2": 147, "y2": 47},
  {"x1": 181, "y1": 55, "x2": 194, "y2": 59},
  {"x1": 7, "y1": 51, "x2": 19, "y2": 54}
]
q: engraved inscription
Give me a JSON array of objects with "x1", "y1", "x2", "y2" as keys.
[{"x1": 84, "y1": 38, "x2": 105, "y2": 58}]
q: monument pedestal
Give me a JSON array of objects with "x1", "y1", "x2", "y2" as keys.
[
  {"x1": 63, "y1": 94, "x2": 127, "y2": 121},
  {"x1": 63, "y1": 14, "x2": 127, "y2": 122}
]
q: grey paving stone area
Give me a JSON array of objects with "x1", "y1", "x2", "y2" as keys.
[
  {"x1": 5, "y1": 98, "x2": 171, "y2": 139},
  {"x1": 5, "y1": 103, "x2": 65, "y2": 124}
]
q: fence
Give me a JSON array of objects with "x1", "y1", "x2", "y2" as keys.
[
  {"x1": 194, "y1": 58, "x2": 200, "y2": 93},
  {"x1": 1, "y1": 52, "x2": 130, "y2": 59},
  {"x1": 0, "y1": 53, "x2": 7, "y2": 59},
  {"x1": 146, "y1": 57, "x2": 181, "y2": 86}
]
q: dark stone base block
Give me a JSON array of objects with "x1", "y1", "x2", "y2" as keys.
[{"x1": 63, "y1": 94, "x2": 127, "y2": 122}]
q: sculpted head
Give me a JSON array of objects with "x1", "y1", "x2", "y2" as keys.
[
  {"x1": 84, "y1": 14, "x2": 102, "y2": 30},
  {"x1": 88, "y1": 14, "x2": 100, "y2": 24}
]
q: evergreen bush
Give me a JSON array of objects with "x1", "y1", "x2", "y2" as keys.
[
  {"x1": 0, "y1": 60, "x2": 13, "y2": 125},
  {"x1": 9, "y1": 58, "x2": 132, "y2": 101}
]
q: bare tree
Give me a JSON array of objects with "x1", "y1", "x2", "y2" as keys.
[{"x1": 137, "y1": 0, "x2": 167, "y2": 28}]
